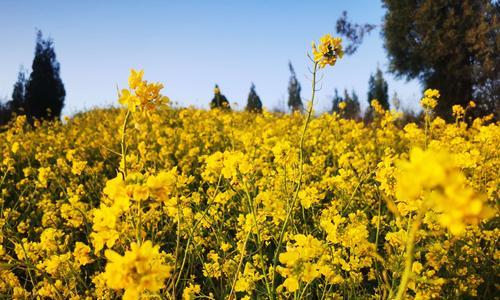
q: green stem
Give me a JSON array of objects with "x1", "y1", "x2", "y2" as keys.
[
  {"x1": 121, "y1": 109, "x2": 131, "y2": 178},
  {"x1": 394, "y1": 211, "x2": 423, "y2": 300},
  {"x1": 229, "y1": 230, "x2": 252, "y2": 298},
  {"x1": 271, "y1": 62, "x2": 318, "y2": 296},
  {"x1": 136, "y1": 200, "x2": 142, "y2": 244},
  {"x1": 242, "y1": 178, "x2": 273, "y2": 297}
]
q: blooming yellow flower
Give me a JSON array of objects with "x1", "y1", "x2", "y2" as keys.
[
  {"x1": 71, "y1": 160, "x2": 87, "y2": 175},
  {"x1": 420, "y1": 89, "x2": 440, "y2": 110},
  {"x1": 312, "y1": 34, "x2": 344, "y2": 68},
  {"x1": 371, "y1": 99, "x2": 385, "y2": 114},
  {"x1": 220, "y1": 242, "x2": 231, "y2": 252},
  {"x1": 128, "y1": 69, "x2": 144, "y2": 90},
  {"x1": 119, "y1": 69, "x2": 169, "y2": 112},
  {"x1": 182, "y1": 283, "x2": 201, "y2": 300},
  {"x1": 11, "y1": 142, "x2": 20, "y2": 154},
  {"x1": 282, "y1": 276, "x2": 300, "y2": 292},
  {"x1": 73, "y1": 242, "x2": 92, "y2": 266},
  {"x1": 103, "y1": 240, "x2": 172, "y2": 300},
  {"x1": 396, "y1": 148, "x2": 492, "y2": 235},
  {"x1": 412, "y1": 261, "x2": 423, "y2": 274},
  {"x1": 452, "y1": 105, "x2": 465, "y2": 119}
]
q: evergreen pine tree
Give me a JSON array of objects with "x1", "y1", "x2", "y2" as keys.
[
  {"x1": 367, "y1": 67, "x2": 389, "y2": 109},
  {"x1": 25, "y1": 30, "x2": 66, "y2": 121},
  {"x1": 245, "y1": 83, "x2": 262, "y2": 113},
  {"x1": 0, "y1": 101, "x2": 11, "y2": 126},
  {"x1": 287, "y1": 62, "x2": 303, "y2": 112},
  {"x1": 347, "y1": 89, "x2": 361, "y2": 119},
  {"x1": 10, "y1": 68, "x2": 27, "y2": 115},
  {"x1": 365, "y1": 66, "x2": 389, "y2": 121},
  {"x1": 210, "y1": 84, "x2": 230, "y2": 110}
]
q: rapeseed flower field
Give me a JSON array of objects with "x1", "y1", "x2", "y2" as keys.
[{"x1": 0, "y1": 35, "x2": 498, "y2": 299}]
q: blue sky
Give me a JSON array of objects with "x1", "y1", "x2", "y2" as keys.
[{"x1": 0, "y1": 0, "x2": 422, "y2": 115}]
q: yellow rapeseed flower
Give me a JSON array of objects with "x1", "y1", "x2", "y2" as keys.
[
  {"x1": 420, "y1": 89, "x2": 440, "y2": 110},
  {"x1": 103, "y1": 240, "x2": 172, "y2": 299},
  {"x1": 396, "y1": 148, "x2": 491, "y2": 235},
  {"x1": 312, "y1": 34, "x2": 344, "y2": 68},
  {"x1": 73, "y1": 242, "x2": 92, "y2": 266},
  {"x1": 119, "y1": 69, "x2": 169, "y2": 112}
]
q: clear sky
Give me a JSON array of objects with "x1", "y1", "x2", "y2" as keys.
[{"x1": 0, "y1": 0, "x2": 422, "y2": 115}]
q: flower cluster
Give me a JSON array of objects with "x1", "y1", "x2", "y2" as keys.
[
  {"x1": 312, "y1": 34, "x2": 344, "y2": 68},
  {"x1": 118, "y1": 69, "x2": 169, "y2": 112},
  {"x1": 396, "y1": 148, "x2": 491, "y2": 235},
  {"x1": 103, "y1": 241, "x2": 173, "y2": 299},
  {"x1": 420, "y1": 88, "x2": 440, "y2": 111}
]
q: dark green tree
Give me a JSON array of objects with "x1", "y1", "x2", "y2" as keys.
[
  {"x1": 0, "y1": 101, "x2": 11, "y2": 126},
  {"x1": 245, "y1": 83, "x2": 263, "y2": 113},
  {"x1": 210, "y1": 84, "x2": 230, "y2": 110},
  {"x1": 331, "y1": 88, "x2": 360, "y2": 119},
  {"x1": 348, "y1": 89, "x2": 361, "y2": 119},
  {"x1": 25, "y1": 31, "x2": 66, "y2": 121},
  {"x1": 287, "y1": 62, "x2": 303, "y2": 112},
  {"x1": 10, "y1": 68, "x2": 27, "y2": 115},
  {"x1": 367, "y1": 67, "x2": 389, "y2": 110},
  {"x1": 365, "y1": 67, "x2": 390, "y2": 121},
  {"x1": 382, "y1": 0, "x2": 499, "y2": 119}
]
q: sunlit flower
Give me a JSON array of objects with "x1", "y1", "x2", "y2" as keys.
[
  {"x1": 420, "y1": 89, "x2": 440, "y2": 110},
  {"x1": 103, "y1": 241, "x2": 172, "y2": 299},
  {"x1": 312, "y1": 34, "x2": 344, "y2": 68},
  {"x1": 119, "y1": 69, "x2": 169, "y2": 112}
]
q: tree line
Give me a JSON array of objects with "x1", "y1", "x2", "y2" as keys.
[
  {"x1": 1, "y1": 0, "x2": 497, "y2": 125},
  {"x1": 0, "y1": 30, "x2": 410, "y2": 126},
  {"x1": 212, "y1": 62, "x2": 392, "y2": 122}
]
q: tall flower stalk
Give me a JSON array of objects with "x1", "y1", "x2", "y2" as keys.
[{"x1": 271, "y1": 34, "x2": 344, "y2": 297}]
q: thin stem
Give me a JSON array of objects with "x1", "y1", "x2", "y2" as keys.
[
  {"x1": 136, "y1": 200, "x2": 142, "y2": 244},
  {"x1": 394, "y1": 211, "x2": 423, "y2": 300},
  {"x1": 271, "y1": 61, "x2": 319, "y2": 295},
  {"x1": 229, "y1": 230, "x2": 252, "y2": 299},
  {"x1": 121, "y1": 109, "x2": 131, "y2": 178},
  {"x1": 241, "y1": 178, "x2": 273, "y2": 297}
]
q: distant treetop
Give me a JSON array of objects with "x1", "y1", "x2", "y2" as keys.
[{"x1": 210, "y1": 84, "x2": 230, "y2": 110}]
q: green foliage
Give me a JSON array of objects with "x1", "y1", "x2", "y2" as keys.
[
  {"x1": 382, "y1": 0, "x2": 499, "y2": 119},
  {"x1": 210, "y1": 84, "x2": 230, "y2": 110},
  {"x1": 367, "y1": 67, "x2": 389, "y2": 110},
  {"x1": 336, "y1": 11, "x2": 376, "y2": 55},
  {"x1": 10, "y1": 68, "x2": 27, "y2": 115},
  {"x1": 25, "y1": 30, "x2": 66, "y2": 121},
  {"x1": 245, "y1": 83, "x2": 263, "y2": 113},
  {"x1": 287, "y1": 62, "x2": 303, "y2": 112},
  {"x1": 0, "y1": 102, "x2": 11, "y2": 126},
  {"x1": 365, "y1": 67, "x2": 389, "y2": 121}
]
